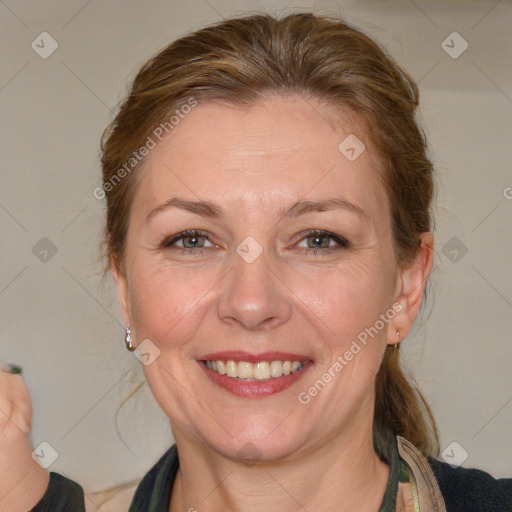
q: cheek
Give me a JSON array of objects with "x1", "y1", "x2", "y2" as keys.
[
  {"x1": 127, "y1": 261, "x2": 217, "y2": 349},
  {"x1": 297, "y1": 257, "x2": 394, "y2": 337},
  {"x1": 130, "y1": 262, "x2": 203, "y2": 343},
  {"x1": 125, "y1": 242, "x2": 396, "y2": 359}
]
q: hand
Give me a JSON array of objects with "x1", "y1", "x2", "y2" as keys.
[{"x1": 0, "y1": 365, "x2": 50, "y2": 512}]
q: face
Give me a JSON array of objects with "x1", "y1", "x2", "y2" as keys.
[{"x1": 114, "y1": 94, "x2": 430, "y2": 462}]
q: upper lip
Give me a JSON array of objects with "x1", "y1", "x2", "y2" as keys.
[{"x1": 199, "y1": 351, "x2": 312, "y2": 363}]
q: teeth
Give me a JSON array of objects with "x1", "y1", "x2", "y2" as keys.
[
  {"x1": 238, "y1": 361, "x2": 252, "y2": 379},
  {"x1": 291, "y1": 361, "x2": 302, "y2": 372},
  {"x1": 254, "y1": 361, "x2": 270, "y2": 380},
  {"x1": 270, "y1": 360, "x2": 282, "y2": 377},
  {"x1": 226, "y1": 360, "x2": 238, "y2": 378},
  {"x1": 217, "y1": 360, "x2": 227, "y2": 375},
  {"x1": 205, "y1": 359, "x2": 307, "y2": 380}
]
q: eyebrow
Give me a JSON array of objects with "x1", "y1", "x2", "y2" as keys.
[{"x1": 145, "y1": 197, "x2": 369, "y2": 223}]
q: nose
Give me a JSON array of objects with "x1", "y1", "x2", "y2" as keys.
[{"x1": 216, "y1": 248, "x2": 293, "y2": 331}]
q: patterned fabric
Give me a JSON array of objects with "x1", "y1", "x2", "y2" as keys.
[{"x1": 395, "y1": 436, "x2": 447, "y2": 511}]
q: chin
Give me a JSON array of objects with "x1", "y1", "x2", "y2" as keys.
[{"x1": 201, "y1": 416, "x2": 312, "y2": 465}]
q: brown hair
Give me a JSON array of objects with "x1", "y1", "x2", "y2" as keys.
[{"x1": 101, "y1": 12, "x2": 439, "y2": 456}]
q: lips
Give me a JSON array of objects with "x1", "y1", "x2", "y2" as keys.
[{"x1": 198, "y1": 351, "x2": 313, "y2": 398}]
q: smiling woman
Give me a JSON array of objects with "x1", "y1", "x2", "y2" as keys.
[{"x1": 1, "y1": 11, "x2": 511, "y2": 512}]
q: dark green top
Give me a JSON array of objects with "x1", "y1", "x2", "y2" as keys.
[
  {"x1": 32, "y1": 433, "x2": 512, "y2": 511},
  {"x1": 30, "y1": 472, "x2": 85, "y2": 511}
]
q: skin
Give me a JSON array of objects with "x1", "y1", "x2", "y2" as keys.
[
  {"x1": 0, "y1": 370, "x2": 50, "y2": 512},
  {"x1": 113, "y1": 94, "x2": 434, "y2": 512}
]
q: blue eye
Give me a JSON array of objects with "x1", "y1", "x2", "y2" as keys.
[
  {"x1": 296, "y1": 230, "x2": 349, "y2": 252},
  {"x1": 160, "y1": 229, "x2": 349, "y2": 256},
  {"x1": 161, "y1": 230, "x2": 213, "y2": 251}
]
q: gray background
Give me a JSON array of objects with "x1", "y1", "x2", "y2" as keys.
[{"x1": 1, "y1": 0, "x2": 511, "y2": 493}]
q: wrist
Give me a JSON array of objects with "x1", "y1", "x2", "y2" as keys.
[{"x1": 0, "y1": 453, "x2": 50, "y2": 512}]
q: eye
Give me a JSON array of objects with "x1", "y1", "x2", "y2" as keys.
[
  {"x1": 159, "y1": 229, "x2": 348, "y2": 256},
  {"x1": 160, "y1": 229, "x2": 215, "y2": 252},
  {"x1": 296, "y1": 230, "x2": 349, "y2": 253}
]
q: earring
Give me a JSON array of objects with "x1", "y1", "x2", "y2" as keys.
[
  {"x1": 394, "y1": 330, "x2": 400, "y2": 350},
  {"x1": 125, "y1": 326, "x2": 135, "y2": 352}
]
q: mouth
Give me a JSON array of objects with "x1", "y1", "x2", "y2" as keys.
[
  {"x1": 198, "y1": 352, "x2": 313, "y2": 398},
  {"x1": 204, "y1": 359, "x2": 308, "y2": 380}
]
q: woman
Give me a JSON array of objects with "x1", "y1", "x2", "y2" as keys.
[{"x1": 0, "y1": 12, "x2": 510, "y2": 512}]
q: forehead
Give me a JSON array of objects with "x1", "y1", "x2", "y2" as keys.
[{"x1": 133, "y1": 95, "x2": 388, "y2": 222}]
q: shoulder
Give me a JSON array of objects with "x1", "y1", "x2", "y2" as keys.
[
  {"x1": 135, "y1": 445, "x2": 178, "y2": 492},
  {"x1": 84, "y1": 446, "x2": 178, "y2": 512},
  {"x1": 129, "y1": 445, "x2": 179, "y2": 510},
  {"x1": 32, "y1": 472, "x2": 86, "y2": 511},
  {"x1": 428, "y1": 457, "x2": 512, "y2": 512}
]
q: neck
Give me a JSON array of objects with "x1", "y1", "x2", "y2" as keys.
[{"x1": 169, "y1": 421, "x2": 390, "y2": 512}]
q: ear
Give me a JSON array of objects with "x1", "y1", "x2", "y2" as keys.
[
  {"x1": 110, "y1": 255, "x2": 131, "y2": 328},
  {"x1": 387, "y1": 232, "x2": 434, "y2": 346}
]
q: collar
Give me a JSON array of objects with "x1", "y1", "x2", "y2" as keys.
[
  {"x1": 374, "y1": 427, "x2": 447, "y2": 512},
  {"x1": 131, "y1": 430, "x2": 446, "y2": 511}
]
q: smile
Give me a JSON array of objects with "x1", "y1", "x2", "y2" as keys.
[
  {"x1": 204, "y1": 359, "x2": 307, "y2": 380},
  {"x1": 199, "y1": 353, "x2": 314, "y2": 398}
]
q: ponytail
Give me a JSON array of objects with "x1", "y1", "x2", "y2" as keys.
[{"x1": 374, "y1": 345, "x2": 440, "y2": 457}]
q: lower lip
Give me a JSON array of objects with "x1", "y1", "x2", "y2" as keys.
[{"x1": 199, "y1": 361, "x2": 314, "y2": 398}]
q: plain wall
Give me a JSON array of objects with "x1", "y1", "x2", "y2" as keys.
[{"x1": 1, "y1": 0, "x2": 511, "y2": 492}]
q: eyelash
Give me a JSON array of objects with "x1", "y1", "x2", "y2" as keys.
[{"x1": 160, "y1": 229, "x2": 350, "y2": 257}]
